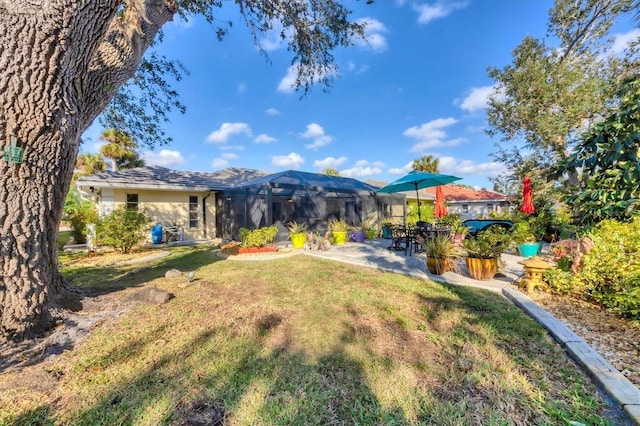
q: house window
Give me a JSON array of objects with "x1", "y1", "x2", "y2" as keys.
[
  {"x1": 462, "y1": 204, "x2": 469, "y2": 214},
  {"x1": 126, "y1": 193, "x2": 139, "y2": 210},
  {"x1": 189, "y1": 195, "x2": 199, "y2": 228},
  {"x1": 487, "y1": 203, "x2": 494, "y2": 211}
]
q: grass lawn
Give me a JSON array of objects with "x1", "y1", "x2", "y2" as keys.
[{"x1": 0, "y1": 245, "x2": 627, "y2": 425}]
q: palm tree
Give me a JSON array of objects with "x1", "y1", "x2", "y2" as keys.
[
  {"x1": 411, "y1": 155, "x2": 440, "y2": 173},
  {"x1": 99, "y1": 128, "x2": 144, "y2": 171},
  {"x1": 76, "y1": 153, "x2": 108, "y2": 175},
  {"x1": 321, "y1": 168, "x2": 340, "y2": 176}
]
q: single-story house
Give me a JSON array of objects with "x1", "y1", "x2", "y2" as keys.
[
  {"x1": 76, "y1": 166, "x2": 406, "y2": 242},
  {"x1": 423, "y1": 185, "x2": 513, "y2": 220}
]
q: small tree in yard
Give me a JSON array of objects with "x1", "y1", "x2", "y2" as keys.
[
  {"x1": 96, "y1": 206, "x2": 151, "y2": 254},
  {"x1": 63, "y1": 188, "x2": 98, "y2": 244}
]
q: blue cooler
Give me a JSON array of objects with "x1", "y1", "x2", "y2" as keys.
[{"x1": 151, "y1": 224, "x2": 163, "y2": 244}]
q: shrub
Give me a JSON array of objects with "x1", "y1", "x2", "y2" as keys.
[
  {"x1": 576, "y1": 217, "x2": 640, "y2": 318},
  {"x1": 63, "y1": 189, "x2": 98, "y2": 244},
  {"x1": 96, "y1": 206, "x2": 151, "y2": 253},
  {"x1": 238, "y1": 226, "x2": 278, "y2": 248},
  {"x1": 543, "y1": 268, "x2": 576, "y2": 295}
]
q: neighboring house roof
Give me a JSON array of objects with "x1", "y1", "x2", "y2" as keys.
[
  {"x1": 76, "y1": 166, "x2": 271, "y2": 192},
  {"x1": 423, "y1": 185, "x2": 511, "y2": 202},
  {"x1": 76, "y1": 166, "x2": 378, "y2": 194}
]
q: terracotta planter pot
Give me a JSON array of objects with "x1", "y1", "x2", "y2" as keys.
[
  {"x1": 291, "y1": 233, "x2": 307, "y2": 249},
  {"x1": 465, "y1": 256, "x2": 499, "y2": 280},
  {"x1": 426, "y1": 257, "x2": 449, "y2": 275}
]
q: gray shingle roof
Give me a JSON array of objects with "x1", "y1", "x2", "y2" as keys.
[{"x1": 76, "y1": 166, "x2": 271, "y2": 192}]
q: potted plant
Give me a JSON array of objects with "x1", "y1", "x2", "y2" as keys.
[
  {"x1": 381, "y1": 219, "x2": 394, "y2": 239},
  {"x1": 424, "y1": 234, "x2": 462, "y2": 275},
  {"x1": 351, "y1": 224, "x2": 366, "y2": 243},
  {"x1": 447, "y1": 215, "x2": 469, "y2": 245},
  {"x1": 463, "y1": 225, "x2": 512, "y2": 280},
  {"x1": 287, "y1": 220, "x2": 309, "y2": 249},
  {"x1": 511, "y1": 221, "x2": 541, "y2": 258},
  {"x1": 328, "y1": 218, "x2": 350, "y2": 245},
  {"x1": 362, "y1": 217, "x2": 377, "y2": 240}
]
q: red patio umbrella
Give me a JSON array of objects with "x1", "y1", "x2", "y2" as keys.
[
  {"x1": 434, "y1": 185, "x2": 448, "y2": 218},
  {"x1": 520, "y1": 177, "x2": 535, "y2": 214}
]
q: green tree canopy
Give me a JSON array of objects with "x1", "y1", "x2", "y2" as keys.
[
  {"x1": 486, "y1": 0, "x2": 638, "y2": 200},
  {"x1": 558, "y1": 75, "x2": 640, "y2": 226}
]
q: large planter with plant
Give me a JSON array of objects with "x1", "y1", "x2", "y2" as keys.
[
  {"x1": 382, "y1": 224, "x2": 393, "y2": 239},
  {"x1": 287, "y1": 220, "x2": 309, "y2": 249},
  {"x1": 463, "y1": 226, "x2": 511, "y2": 280},
  {"x1": 328, "y1": 218, "x2": 350, "y2": 245},
  {"x1": 512, "y1": 220, "x2": 541, "y2": 258},
  {"x1": 351, "y1": 224, "x2": 366, "y2": 242},
  {"x1": 424, "y1": 234, "x2": 461, "y2": 275}
]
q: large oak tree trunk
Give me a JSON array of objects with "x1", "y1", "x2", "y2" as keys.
[{"x1": 0, "y1": 0, "x2": 175, "y2": 341}]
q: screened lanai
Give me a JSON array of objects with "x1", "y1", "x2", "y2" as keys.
[{"x1": 215, "y1": 169, "x2": 405, "y2": 241}]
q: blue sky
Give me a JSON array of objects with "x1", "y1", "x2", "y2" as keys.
[{"x1": 81, "y1": 0, "x2": 639, "y2": 189}]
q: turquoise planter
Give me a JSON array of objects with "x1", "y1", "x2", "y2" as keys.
[{"x1": 519, "y1": 243, "x2": 541, "y2": 258}]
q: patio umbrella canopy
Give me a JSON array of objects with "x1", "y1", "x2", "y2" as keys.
[
  {"x1": 434, "y1": 185, "x2": 447, "y2": 218},
  {"x1": 520, "y1": 177, "x2": 535, "y2": 214},
  {"x1": 377, "y1": 171, "x2": 461, "y2": 220}
]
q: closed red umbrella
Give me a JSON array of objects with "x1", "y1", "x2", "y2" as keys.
[
  {"x1": 520, "y1": 177, "x2": 535, "y2": 214},
  {"x1": 434, "y1": 185, "x2": 448, "y2": 218}
]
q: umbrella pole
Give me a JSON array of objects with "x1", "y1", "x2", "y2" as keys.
[{"x1": 415, "y1": 184, "x2": 421, "y2": 221}]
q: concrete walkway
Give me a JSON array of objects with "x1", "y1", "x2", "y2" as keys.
[{"x1": 304, "y1": 239, "x2": 640, "y2": 425}]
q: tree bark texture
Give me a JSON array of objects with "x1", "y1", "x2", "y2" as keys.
[{"x1": 0, "y1": 0, "x2": 175, "y2": 341}]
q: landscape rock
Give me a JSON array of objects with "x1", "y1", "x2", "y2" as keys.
[
  {"x1": 165, "y1": 269, "x2": 182, "y2": 278},
  {"x1": 127, "y1": 287, "x2": 173, "y2": 304}
]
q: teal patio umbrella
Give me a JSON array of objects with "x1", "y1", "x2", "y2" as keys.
[{"x1": 376, "y1": 171, "x2": 462, "y2": 221}]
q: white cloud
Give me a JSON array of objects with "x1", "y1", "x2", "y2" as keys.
[
  {"x1": 301, "y1": 123, "x2": 333, "y2": 150},
  {"x1": 458, "y1": 86, "x2": 495, "y2": 112},
  {"x1": 259, "y1": 21, "x2": 293, "y2": 52},
  {"x1": 388, "y1": 161, "x2": 414, "y2": 175},
  {"x1": 271, "y1": 152, "x2": 305, "y2": 168},
  {"x1": 255, "y1": 134, "x2": 277, "y2": 144},
  {"x1": 211, "y1": 158, "x2": 228, "y2": 168},
  {"x1": 413, "y1": 2, "x2": 468, "y2": 24},
  {"x1": 142, "y1": 149, "x2": 185, "y2": 167},
  {"x1": 437, "y1": 155, "x2": 507, "y2": 178},
  {"x1": 314, "y1": 156, "x2": 348, "y2": 169},
  {"x1": 221, "y1": 152, "x2": 238, "y2": 160},
  {"x1": 355, "y1": 18, "x2": 388, "y2": 51},
  {"x1": 237, "y1": 83, "x2": 247, "y2": 94},
  {"x1": 220, "y1": 145, "x2": 246, "y2": 151},
  {"x1": 277, "y1": 66, "x2": 298, "y2": 93},
  {"x1": 410, "y1": 137, "x2": 465, "y2": 152},
  {"x1": 277, "y1": 63, "x2": 335, "y2": 93},
  {"x1": 403, "y1": 117, "x2": 463, "y2": 152},
  {"x1": 265, "y1": 108, "x2": 281, "y2": 116},
  {"x1": 340, "y1": 160, "x2": 383, "y2": 177},
  {"x1": 611, "y1": 28, "x2": 640, "y2": 55},
  {"x1": 206, "y1": 123, "x2": 252, "y2": 144}
]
